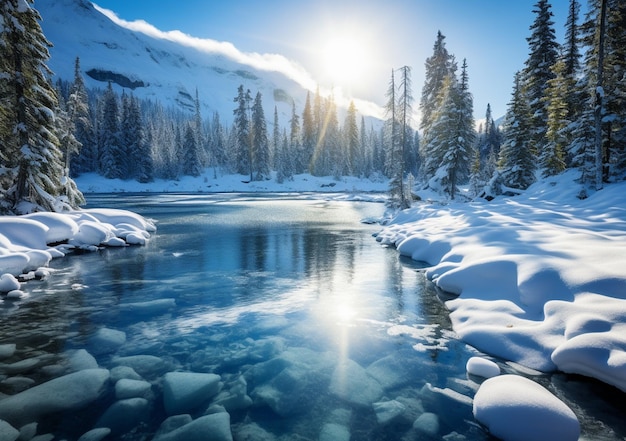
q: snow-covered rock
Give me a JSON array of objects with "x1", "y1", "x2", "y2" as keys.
[
  {"x1": 23, "y1": 212, "x2": 79, "y2": 244},
  {"x1": 0, "y1": 368, "x2": 110, "y2": 426},
  {"x1": 466, "y1": 357, "x2": 500, "y2": 379},
  {"x1": 473, "y1": 375, "x2": 580, "y2": 441},
  {"x1": 162, "y1": 372, "x2": 222, "y2": 415},
  {"x1": 0, "y1": 274, "x2": 20, "y2": 293}
]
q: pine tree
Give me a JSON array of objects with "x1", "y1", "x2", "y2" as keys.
[
  {"x1": 385, "y1": 69, "x2": 409, "y2": 208},
  {"x1": 98, "y1": 83, "x2": 122, "y2": 179},
  {"x1": 344, "y1": 101, "x2": 359, "y2": 176},
  {"x1": 289, "y1": 102, "x2": 301, "y2": 174},
  {"x1": 420, "y1": 31, "x2": 455, "y2": 136},
  {"x1": 523, "y1": 0, "x2": 559, "y2": 155},
  {"x1": 0, "y1": 0, "x2": 78, "y2": 213},
  {"x1": 251, "y1": 91, "x2": 270, "y2": 181},
  {"x1": 67, "y1": 57, "x2": 95, "y2": 176},
  {"x1": 541, "y1": 57, "x2": 568, "y2": 177},
  {"x1": 182, "y1": 122, "x2": 202, "y2": 177},
  {"x1": 233, "y1": 85, "x2": 252, "y2": 177},
  {"x1": 301, "y1": 91, "x2": 315, "y2": 174},
  {"x1": 499, "y1": 72, "x2": 536, "y2": 190}
]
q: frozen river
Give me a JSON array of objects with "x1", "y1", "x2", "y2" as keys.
[{"x1": 0, "y1": 193, "x2": 624, "y2": 440}]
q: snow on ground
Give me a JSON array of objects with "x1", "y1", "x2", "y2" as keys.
[
  {"x1": 73, "y1": 170, "x2": 389, "y2": 196},
  {"x1": 376, "y1": 169, "x2": 626, "y2": 393}
]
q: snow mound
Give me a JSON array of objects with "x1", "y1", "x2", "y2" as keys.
[
  {"x1": 473, "y1": 375, "x2": 580, "y2": 441},
  {"x1": 466, "y1": 357, "x2": 500, "y2": 379},
  {"x1": 0, "y1": 208, "x2": 155, "y2": 281},
  {"x1": 377, "y1": 172, "x2": 626, "y2": 391}
]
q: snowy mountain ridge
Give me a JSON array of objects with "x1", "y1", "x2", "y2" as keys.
[{"x1": 37, "y1": 0, "x2": 383, "y2": 124}]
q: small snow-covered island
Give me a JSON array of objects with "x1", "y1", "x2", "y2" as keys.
[{"x1": 1, "y1": 0, "x2": 626, "y2": 440}]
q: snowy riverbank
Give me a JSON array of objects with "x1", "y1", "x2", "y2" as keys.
[{"x1": 377, "y1": 170, "x2": 626, "y2": 393}]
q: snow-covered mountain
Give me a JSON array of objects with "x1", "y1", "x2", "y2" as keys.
[{"x1": 37, "y1": 0, "x2": 377, "y2": 123}]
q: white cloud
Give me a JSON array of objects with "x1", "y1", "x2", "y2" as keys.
[{"x1": 92, "y1": 3, "x2": 384, "y2": 118}]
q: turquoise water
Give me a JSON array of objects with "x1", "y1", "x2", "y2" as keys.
[{"x1": 0, "y1": 194, "x2": 624, "y2": 440}]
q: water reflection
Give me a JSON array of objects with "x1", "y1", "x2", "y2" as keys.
[{"x1": 0, "y1": 194, "x2": 624, "y2": 440}]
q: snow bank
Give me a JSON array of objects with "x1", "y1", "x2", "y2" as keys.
[
  {"x1": 74, "y1": 170, "x2": 388, "y2": 195},
  {"x1": 0, "y1": 208, "x2": 156, "y2": 283},
  {"x1": 377, "y1": 171, "x2": 626, "y2": 392}
]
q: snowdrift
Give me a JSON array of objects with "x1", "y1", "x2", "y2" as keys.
[
  {"x1": 0, "y1": 209, "x2": 156, "y2": 284},
  {"x1": 376, "y1": 171, "x2": 626, "y2": 392}
]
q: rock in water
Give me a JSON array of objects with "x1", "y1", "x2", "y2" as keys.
[
  {"x1": 0, "y1": 369, "x2": 110, "y2": 426},
  {"x1": 329, "y1": 359, "x2": 383, "y2": 407},
  {"x1": 473, "y1": 375, "x2": 580, "y2": 441},
  {"x1": 153, "y1": 412, "x2": 233, "y2": 441},
  {"x1": 163, "y1": 372, "x2": 222, "y2": 415}
]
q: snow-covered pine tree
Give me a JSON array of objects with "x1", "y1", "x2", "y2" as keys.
[
  {"x1": 67, "y1": 57, "x2": 95, "y2": 177},
  {"x1": 343, "y1": 101, "x2": 359, "y2": 176},
  {"x1": 419, "y1": 31, "x2": 455, "y2": 137},
  {"x1": 233, "y1": 85, "x2": 252, "y2": 178},
  {"x1": 541, "y1": 57, "x2": 568, "y2": 178},
  {"x1": 300, "y1": 91, "x2": 315, "y2": 174},
  {"x1": 523, "y1": 0, "x2": 559, "y2": 156},
  {"x1": 210, "y1": 112, "x2": 227, "y2": 173},
  {"x1": 121, "y1": 94, "x2": 152, "y2": 182},
  {"x1": 272, "y1": 106, "x2": 280, "y2": 171},
  {"x1": 0, "y1": 0, "x2": 79, "y2": 213},
  {"x1": 98, "y1": 83, "x2": 123, "y2": 179},
  {"x1": 499, "y1": 72, "x2": 536, "y2": 191},
  {"x1": 289, "y1": 102, "x2": 301, "y2": 175},
  {"x1": 419, "y1": 32, "x2": 456, "y2": 183},
  {"x1": 251, "y1": 91, "x2": 270, "y2": 181},
  {"x1": 424, "y1": 60, "x2": 475, "y2": 200},
  {"x1": 182, "y1": 122, "x2": 202, "y2": 177},
  {"x1": 385, "y1": 68, "x2": 409, "y2": 209}
]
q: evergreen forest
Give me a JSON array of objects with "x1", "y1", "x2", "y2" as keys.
[{"x1": 1, "y1": 0, "x2": 624, "y2": 213}]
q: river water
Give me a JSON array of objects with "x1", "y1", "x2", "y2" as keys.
[{"x1": 0, "y1": 193, "x2": 625, "y2": 440}]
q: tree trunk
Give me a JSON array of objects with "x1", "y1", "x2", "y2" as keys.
[{"x1": 594, "y1": 0, "x2": 608, "y2": 190}]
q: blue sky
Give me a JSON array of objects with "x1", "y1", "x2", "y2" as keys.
[{"x1": 91, "y1": 0, "x2": 582, "y2": 121}]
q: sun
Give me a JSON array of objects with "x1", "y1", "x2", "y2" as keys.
[{"x1": 316, "y1": 27, "x2": 376, "y2": 94}]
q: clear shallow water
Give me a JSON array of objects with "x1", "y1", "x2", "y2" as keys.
[{"x1": 0, "y1": 193, "x2": 624, "y2": 440}]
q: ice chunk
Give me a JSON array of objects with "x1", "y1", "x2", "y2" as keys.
[
  {"x1": 162, "y1": 372, "x2": 222, "y2": 415},
  {"x1": 95, "y1": 397, "x2": 150, "y2": 435},
  {"x1": 0, "y1": 274, "x2": 20, "y2": 293},
  {"x1": 153, "y1": 411, "x2": 233, "y2": 441},
  {"x1": 466, "y1": 356, "x2": 500, "y2": 379},
  {"x1": 115, "y1": 378, "x2": 152, "y2": 400},
  {"x1": 0, "y1": 420, "x2": 19, "y2": 441},
  {"x1": 473, "y1": 375, "x2": 580, "y2": 441},
  {"x1": 0, "y1": 368, "x2": 110, "y2": 426},
  {"x1": 213, "y1": 376, "x2": 252, "y2": 411},
  {"x1": 329, "y1": 359, "x2": 383, "y2": 407},
  {"x1": 110, "y1": 365, "x2": 143, "y2": 382}
]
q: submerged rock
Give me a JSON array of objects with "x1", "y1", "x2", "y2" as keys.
[
  {"x1": 153, "y1": 411, "x2": 233, "y2": 441},
  {"x1": 95, "y1": 397, "x2": 150, "y2": 435},
  {"x1": 0, "y1": 368, "x2": 110, "y2": 426},
  {"x1": 162, "y1": 372, "x2": 222, "y2": 415},
  {"x1": 329, "y1": 358, "x2": 383, "y2": 407}
]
